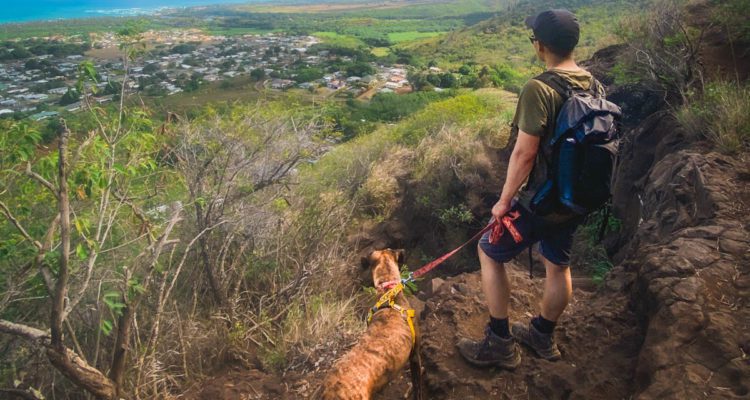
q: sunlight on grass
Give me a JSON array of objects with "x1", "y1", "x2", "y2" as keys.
[
  {"x1": 371, "y1": 47, "x2": 391, "y2": 57},
  {"x1": 313, "y1": 31, "x2": 366, "y2": 48},
  {"x1": 387, "y1": 31, "x2": 445, "y2": 43}
]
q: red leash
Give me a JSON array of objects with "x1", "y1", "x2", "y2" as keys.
[{"x1": 404, "y1": 211, "x2": 524, "y2": 283}]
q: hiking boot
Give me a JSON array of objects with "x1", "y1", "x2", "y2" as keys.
[
  {"x1": 511, "y1": 321, "x2": 562, "y2": 361},
  {"x1": 456, "y1": 326, "x2": 521, "y2": 369}
]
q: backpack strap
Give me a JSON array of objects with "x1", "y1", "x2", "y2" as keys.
[
  {"x1": 533, "y1": 71, "x2": 573, "y2": 100},
  {"x1": 534, "y1": 71, "x2": 604, "y2": 99},
  {"x1": 531, "y1": 71, "x2": 573, "y2": 177},
  {"x1": 590, "y1": 77, "x2": 607, "y2": 98}
]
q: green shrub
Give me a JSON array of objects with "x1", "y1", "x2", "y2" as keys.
[
  {"x1": 616, "y1": 0, "x2": 703, "y2": 104},
  {"x1": 676, "y1": 81, "x2": 750, "y2": 153},
  {"x1": 437, "y1": 204, "x2": 474, "y2": 226},
  {"x1": 714, "y1": 0, "x2": 750, "y2": 43},
  {"x1": 572, "y1": 208, "x2": 622, "y2": 284}
]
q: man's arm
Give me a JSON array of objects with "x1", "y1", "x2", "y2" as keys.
[{"x1": 491, "y1": 130, "x2": 540, "y2": 220}]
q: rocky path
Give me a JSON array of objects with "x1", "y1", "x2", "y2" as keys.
[{"x1": 370, "y1": 262, "x2": 642, "y2": 400}]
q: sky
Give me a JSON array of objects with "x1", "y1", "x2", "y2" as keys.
[{"x1": 0, "y1": 0, "x2": 261, "y2": 23}]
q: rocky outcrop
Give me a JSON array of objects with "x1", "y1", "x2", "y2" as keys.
[{"x1": 612, "y1": 132, "x2": 750, "y2": 398}]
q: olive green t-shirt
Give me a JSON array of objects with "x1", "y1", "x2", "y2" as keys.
[{"x1": 511, "y1": 68, "x2": 604, "y2": 214}]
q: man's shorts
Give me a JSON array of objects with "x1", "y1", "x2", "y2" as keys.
[{"x1": 478, "y1": 203, "x2": 582, "y2": 266}]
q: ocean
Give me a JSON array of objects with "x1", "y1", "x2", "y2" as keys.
[{"x1": 0, "y1": 0, "x2": 261, "y2": 24}]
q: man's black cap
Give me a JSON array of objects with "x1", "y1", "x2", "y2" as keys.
[{"x1": 525, "y1": 9, "x2": 580, "y2": 54}]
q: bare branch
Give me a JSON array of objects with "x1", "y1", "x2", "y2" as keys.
[
  {"x1": 51, "y1": 121, "x2": 71, "y2": 348},
  {"x1": 113, "y1": 190, "x2": 154, "y2": 242},
  {"x1": 0, "y1": 201, "x2": 42, "y2": 250},
  {"x1": 164, "y1": 219, "x2": 226, "y2": 304},
  {"x1": 0, "y1": 319, "x2": 49, "y2": 342},
  {"x1": 46, "y1": 346, "x2": 115, "y2": 399},
  {"x1": 24, "y1": 163, "x2": 57, "y2": 198},
  {"x1": 0, "y1": 320, "x2": 116, "y2": 399},
  {"x1": 35, "y1": 215, "x2": 59, "y2": 295},
  {"x1": 70, "y1": 129, "x2": 97, "y2": 168},
  {"x1": 108, "y1": 203, "x2": 182, "y2": 391},
  {"x1": 0, "y1": 387, "x2": 39, "y2": 400}
]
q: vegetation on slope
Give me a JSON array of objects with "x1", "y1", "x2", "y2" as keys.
[
  {"x1": 615, "y1": 0, "x2": 750, "y2": 154},
  {"x1": 401, "y1": 0, "x2": 642, "y2": 76}
]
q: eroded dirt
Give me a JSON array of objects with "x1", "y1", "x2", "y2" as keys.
[{"x1": 380, "y1": 266, "x2": 642, "y2": 400}]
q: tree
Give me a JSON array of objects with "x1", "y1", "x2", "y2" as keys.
[
  {"x1": 618, "y1": 1, "x2": 706, "y2": 105},
  {"x1": 346, "y1": 61, "x2": 375, "y2": 77},
  {"x1": 174, "y1": 106, "x2": 330, "y2": 308},
  {"x1": 294, "y1": 67, "x2": 324, "y2": 83},
  {"x1": 0, "y1": 26, "x2": 200, "y2": 400},
  {"x1": 103, "y1": 81, "x2": 120, "y2": 96},
  {"x1": 182, "y1": 74, "x2": 202, "y2": 92},
  {"x1": 407, "y1": 70, "x2": 429, "y2": 91},
  {"x1": 0, "y1": 110, "x2": 185, "y2": 399},
  {"x1": 59, "y1": 88, "x2": 80, "y2": 106},
  {"x1": 142, "y1": 62, "x2": 160, "y2": 74},
  {"x1": 440, "y1": 73, "x2": 457, "y2": 88},
  {"x1": 171, "y1": 43, "x2": 197, "y2": 54},
  {"x1": 250, "y1": 68, "x2": 266, "y2": 81}
]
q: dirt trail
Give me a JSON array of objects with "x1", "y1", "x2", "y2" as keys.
[{"x1": 368, "y1": 263, "x2": 640, "y2": 400}]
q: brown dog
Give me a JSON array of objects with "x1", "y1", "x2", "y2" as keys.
[{"x1": 320, "y1": 249, "x2": 423, "y2": 400}]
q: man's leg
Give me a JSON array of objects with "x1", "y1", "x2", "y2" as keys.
[
  {"x1": 479, "y1": 244, "x2": 511, "y2": 321},
  {"x1": 512, "y1": 223, "x2": 578, "y2": 361},
  {"x1": 455, "y1": 243, "x2": 521, "y2": 369},
  {"x1": 540, "y1": 257, "x2": 572, "y2": 322}
]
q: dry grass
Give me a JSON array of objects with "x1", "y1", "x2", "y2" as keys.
[
  {"x1": 361, "y1": 146, "x2": 414, "y2": 218},
  {"x1": 281, "y1": 294, "x2": 364, "y2": 365},
  {"x1": 676, "y1": 81, "x2": 750, "y2": 153}
]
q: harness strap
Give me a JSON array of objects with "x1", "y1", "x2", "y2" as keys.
[
  {"x1": 391, "y1": 303, "x2": 417, "y2": 346},
  {"x1": 528, "y1": 246, "x2": 534, "y2": 279},
  {"x1": 368, "y1": 282, "x2": 405, "y2": 322},
  {"x1": 367, "y1": 283, "x2": 417, "y2": 346}
]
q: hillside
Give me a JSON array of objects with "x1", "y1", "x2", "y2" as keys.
[
  {"x1": 400, "y1": 0, "x2": 642, "y2": 69},
  {"x1": 1, "y1": 0, "x2": 749, "y2": 399},
  {"x1": 193, "y1": 1, "x2": 750, "y2": 398}
]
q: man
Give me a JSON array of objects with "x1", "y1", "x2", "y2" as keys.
[{"x1": 457, "y1": 9, "x2": 602, "y2": 368}]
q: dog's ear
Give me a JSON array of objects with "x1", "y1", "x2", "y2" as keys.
[
  {"x1": 394, "y1": 249, "x2": 405, "y2": 265},
  {"x1": 361, "y1": 250, "x2": 377, "y2": 269}
]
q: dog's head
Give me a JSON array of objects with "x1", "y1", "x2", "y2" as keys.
[{"x1": 360, "y1": 248, "x2": 404, "y2": 290}]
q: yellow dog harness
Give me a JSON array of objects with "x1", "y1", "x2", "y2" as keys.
[{"x1": 366, "y1": 282, "x2": 417, "y2": 346}]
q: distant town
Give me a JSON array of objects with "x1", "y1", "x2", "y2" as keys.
[{"x1": 0, "y1": 29, "x2": 416, "y2": 121}]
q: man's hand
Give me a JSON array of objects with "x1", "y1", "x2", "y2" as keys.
[{"x1": 491, "y1": 200, "x2": 511, "y2": 222}]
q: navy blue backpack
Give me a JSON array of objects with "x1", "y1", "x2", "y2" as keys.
[{"x1": 529, "y1": 71, "x2": 622, "y2": 217}]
